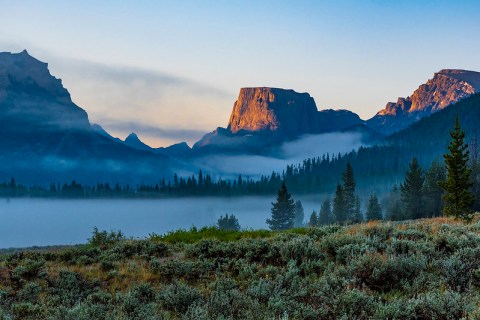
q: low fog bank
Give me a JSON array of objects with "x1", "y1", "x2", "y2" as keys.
[
  {"x1": 0, "y1": 196, "x2": 328, "y2": 248},
  {"x1": 194, "y1": 132, "x2": 365, "y2": 178}
]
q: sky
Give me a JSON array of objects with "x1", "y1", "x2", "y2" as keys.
[{"x1": 1, "y1": 0, "x2": 480, "y2": 147}]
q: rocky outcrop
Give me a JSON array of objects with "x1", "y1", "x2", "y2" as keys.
[
  {"x1": 194, "y1": 87, "x2": 364, "y2": 153},
  {"x1": 367, "y1": 69, "x2": 480, "y2": 134},
  {"x1": 227, "y1": 87, "x2": 319, "y2": 136}
]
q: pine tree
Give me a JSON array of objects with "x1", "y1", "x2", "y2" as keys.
[
  {"x1": 442, "y1": 115, "x2": 475, "y2": 221},
  {"x1": 366, "y1": 193, "x2": 382, "y2": 221},
  {"x1": 352, "y1": 196, "x2": 363, "y2": 223},
  {"x1": 293, "y1": 200, "x2": 305, "y2": 227},
  {"x1": 342, "y1": 162, "x2": 356, "y2": 220},
  {"x1": 309, "y1": 211, "x2": 319, "y2": 227},
  {"x1": 318, "y1": 198, "x2": 332, "y2": 225},
  {"x1": 424, "y1": 161, "x2": 446, "y2": 217},
  {"x1": 401, "y1": 157, "x2": 425, "y2": 219},
  {"x1": 267, "y1": 182, "x2": 296, "y2": 230},
  {"x1": 333, "y1": 183, "x2": 347, "y2": 223},
  {"x1": 386, "y1": 185, "x2": 404, "y2": 221}
]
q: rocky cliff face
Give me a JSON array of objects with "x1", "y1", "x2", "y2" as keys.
[
  {"x1": 227, "y1": 87, "x2": 319, "y2": 136},
  {"x1": 194, "y1": 87, "x2": 364, "y2": 153},
  {"x1": 367, "y1": 69, "x2": 480, "y2": 134}
]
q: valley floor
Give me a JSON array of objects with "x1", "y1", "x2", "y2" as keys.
[{"x1": 1, "y1": 217, "x2": 480, "y2": 319}]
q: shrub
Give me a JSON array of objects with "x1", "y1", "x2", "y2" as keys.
[
  {"x1": 88, "y1": 227, "x2": 124, "y2": 248},
  {"x1": 10, "y1": 259, "x2": 45, "y2": 283},
  {"x1": 157, "y1": 281, "x2": 202, "y2": 313},
  {"x1": 16, "y1": 282, "x2": 41, "y2": 304},
  {"x1": 217, "y1": 214, "x2": 241, "y2": 231},
  {"x1": 11, "y1": 302, "x2": 44, "y2": 320}
]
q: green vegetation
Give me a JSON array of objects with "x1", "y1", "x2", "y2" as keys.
[
  {"x1": 267, "y1": 182, "x2": 296, "y2": 230},
  {"x1": 442, "y1": 115, "x2": 475, "y2": 221},
  {"x1": 2, "y1": 218, "x2": 480, "y2": 319},
  {"x1": 216, "y1": 214, "x2": 241, "y2": 231},
  {"x1": 366, "y1": 193, "x2": 382, "y2": 221}
]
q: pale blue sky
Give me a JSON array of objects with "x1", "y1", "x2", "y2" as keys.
[{"x1": 1, "y1": 1, "x2": 479, "y2": 146}]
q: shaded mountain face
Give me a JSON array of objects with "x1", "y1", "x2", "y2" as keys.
[
  {"x1": 194, "y1": 87, "x2": 364, "y2": 154},
  {"x1": 0, "y1": 50, "x2": 91, "y2": 149},
  {"x1": 0, "y1": 51, "x2": 180, "y2": 184},
  {"x1": 367, "y1": 69, "x2": 480, "y2": 135}
]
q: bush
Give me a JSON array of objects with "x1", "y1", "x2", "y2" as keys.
[
  {"x1": 217, "y1": 214, "x2": 241, "y2": 231},
  {"x1": 88, "y1": 227, "x2": 124, "y2": 248},
  {"x1": 157, "y1": 281, "x2": 202, "y2": 313}
]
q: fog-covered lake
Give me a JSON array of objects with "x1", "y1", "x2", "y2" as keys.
[{"x1": 0, "y1": 196, "x2": 324, "y2": 248}]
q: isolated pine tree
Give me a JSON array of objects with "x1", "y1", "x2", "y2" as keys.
[
  {"x1": 267, "y1": 182, "x2": 296, "y2": 230},
  {"x1": 309, "y1": 211, "x2": 319, "y2": 227},
  {"x1": 442, "y1": 115, "x2": 475, "y2": 221},
  {"x1": 342, "y1": 162, "x2": 356, "y2": 220},
  {"x1": 293, "y1": 200, "x2": 305, "y2": 227},
  {"x1": 366, "y1": 193, "x2": 382, "y2": 221},
  {"x1": 401, "y1": 157, "x2": 425, "y2": 219},
  {"x1": 318, "y1": 198, "x2": 332, "y2": 225},
  {"x1": 333, "y1": 183, "x2": 347, "y2": 223}
]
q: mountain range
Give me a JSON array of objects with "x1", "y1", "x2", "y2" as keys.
[{"x1": 1, "y1": 50, "x2": 480, "y2": 184}]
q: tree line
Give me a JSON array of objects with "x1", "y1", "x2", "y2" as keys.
[{"x1": 264, "y1": 115, "x2": 476, "y2": 230}]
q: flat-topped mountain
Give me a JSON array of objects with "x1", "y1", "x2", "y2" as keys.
[
  {"x1": 194, "y1": 87, "x2": 364, "y2": 153},
  {"x1": 227, "y1": 87, "x2": 362, "y2": 136},
  {"x1": 367, "y1": 69, "x2": 480, "y2": 134},
  {"x1": 227, "y1": 87, "x2": 319, "y2": 135}
]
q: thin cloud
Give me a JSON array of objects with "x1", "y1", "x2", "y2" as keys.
[{"x1": 52, "y1": 57, "x2": 230, "y2": 98}]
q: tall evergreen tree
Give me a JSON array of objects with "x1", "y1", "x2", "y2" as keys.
[
  {"x1": 342, "y1": 162, "x2": 356, "y2": 220},
  {"x1": 401, "y1": 157, "x2": 425, "y2": 219},
  {"x1": 267, "y1": 182, "x2": 296, "y2": 230},
  {"x1": 442, "y1": 115, "x2": 475, "y2": 221},
  {"x1": 366, "y1": 193, "x2": 382, "y2": 221},
  {"x1": 309, "y1": 210, "x2": 319, "y2": 227},
  {"x1": 333, "y1": 183, "x2": 347, "y2": 223},
  {"x1": 318, "y1": 198, "x2": 332, "y2": 225},
  {"x1": 293, "y1": 200, "x2": 305, "y2": 227},
  {"x1": 352, "y1": 196, "x2": 363, "y2": 223},
  {"x1": 424, "y1": 161, "x2": 446, "y2": 217},
  {"x1": 386, "y1": 185, "x2": 404, "y2": 221}
]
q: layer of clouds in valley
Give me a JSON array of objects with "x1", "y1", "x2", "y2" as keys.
[{"x1": 194, "y1": 132, "x2": 364, "y2": 179}]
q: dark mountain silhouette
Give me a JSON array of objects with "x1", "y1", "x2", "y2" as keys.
[{"x1": 0, "y1": 50, "x2": 180, "y2": 184}]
